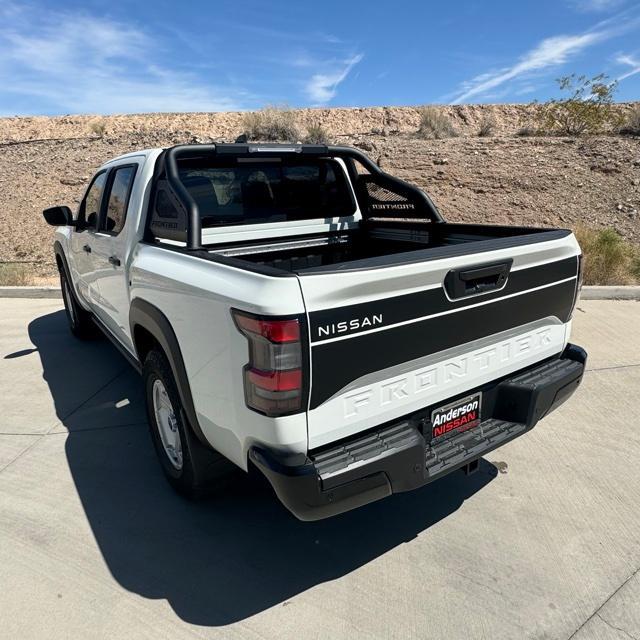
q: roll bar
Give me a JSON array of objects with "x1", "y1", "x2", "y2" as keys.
[{"x1": 161, "y1": 143, "x2": 443, "y2": 251}]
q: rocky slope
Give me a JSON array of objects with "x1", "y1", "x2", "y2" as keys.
[{"x1": 0, "y1": 105, "x2": 638, "y2": 281}]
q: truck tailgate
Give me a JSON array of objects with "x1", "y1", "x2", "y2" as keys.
[{"x1": 298, "y1": 233, "x2": 580, "y2": 449}]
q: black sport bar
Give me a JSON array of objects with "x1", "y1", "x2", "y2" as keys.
[{"x1": 163, "y1": 143, "x2": 443, "y2": 251}]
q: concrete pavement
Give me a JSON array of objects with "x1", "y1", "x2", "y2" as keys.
[{"x1": 0, "y1": 298, "x2": 639, "y2": 639}]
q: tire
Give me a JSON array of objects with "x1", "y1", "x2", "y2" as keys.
[
  {"x1": 143, "y1": 348, "x2": 234, "y2": 496},
  {"x1": 59, "y1": 268, "x2": 95, "y2": 340}
]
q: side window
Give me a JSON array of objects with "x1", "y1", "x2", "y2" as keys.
[
  {"x1": 102, "y1": 166, "x2": 136, "y2": 234},
  {"x1": 79, "y1": 172, "x2": 107, "y2": 230}
]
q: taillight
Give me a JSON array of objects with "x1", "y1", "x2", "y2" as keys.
[
  {"x1": 569, "y1": 254, "x2": 584, "y2": 320},
  {"x1": 232, "y1": 310, "x2": 304, "y2": 417},
  {"x1": 576, "y1": 253, "x2": 584, "y2": 293}
]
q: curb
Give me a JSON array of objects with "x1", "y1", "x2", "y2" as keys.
[
  {"x1": 0, "y1": 286, "x2": 62, "y2": 299},
  {"x1": 1, "y1": 285, "x2": 639, "y2": 300},
  {"x1": 580, "y1": 286, "x2": 640, "y2": 300}
]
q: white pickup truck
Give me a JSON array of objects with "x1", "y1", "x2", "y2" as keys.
[{"x1": 43, "y1": 143, "x2": 587, "y2": 520}]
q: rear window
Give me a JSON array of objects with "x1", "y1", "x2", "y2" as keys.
[{"x1": 176, "y1": 159, "x2": 354, "y2": 227}]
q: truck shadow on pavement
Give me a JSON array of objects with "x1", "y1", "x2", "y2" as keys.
[{"x1": 29, "y1": 309, "x2": 499, "y2": 627}]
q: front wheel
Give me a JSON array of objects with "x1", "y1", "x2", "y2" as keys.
[
  {"x1": 59, "y1": 269, "x2": 95, "y2": 339},
  {"x1": 143, "y1": 348, "x2": 234, "y2": 496}
]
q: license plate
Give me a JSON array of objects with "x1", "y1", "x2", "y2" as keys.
[{"x1": 431, "y1": 393, "x2": 482, "y2": 440}]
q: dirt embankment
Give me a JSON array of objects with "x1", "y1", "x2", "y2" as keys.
[{"x1": 0, "y1": 104, "x2": 638, "y2": 281}]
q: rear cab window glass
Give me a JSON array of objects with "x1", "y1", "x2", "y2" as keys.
[
  {"x1": 79, "y1": 172, "x2": 107, "y2": 229},
  {"x1": 103, "y1": 166, "x2": 136, "y2": 234},
  {"x1": 176, "y1": 159, "x2": 354, "y2": 227}
]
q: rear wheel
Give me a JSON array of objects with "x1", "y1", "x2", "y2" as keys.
[
  {"x1": 143, "y1": 348, "x2": 234, "y2": 495},
  {"x1": 59, "y1": 268, "x2": 95, "y2": 339},
  {"x1": 151, "y1": 378, "x2": 184, "y2": 470}
]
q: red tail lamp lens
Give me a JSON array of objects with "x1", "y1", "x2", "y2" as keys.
[
  {"x1": 247, "y1": 368, "x2": 302, "y2": 392},
  {"x1": 232, "y1": 310, "x2": 304, "y2": 417},
  {"x1": 233, "y1": 314, "x2": 300, "y2": 343}
]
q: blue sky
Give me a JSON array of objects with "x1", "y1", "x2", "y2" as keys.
[{"x1": 0, "y1": 0, "x2": 639, "y2": 116}]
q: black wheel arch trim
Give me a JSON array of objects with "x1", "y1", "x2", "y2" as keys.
[
  {"x1": 129, "y1": 298, "x2": 211, "y2": 448},
  {"x1": 53, "y1": 241, "x2": 89, "y2": 311}
]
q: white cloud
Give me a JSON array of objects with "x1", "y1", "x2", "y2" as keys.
[
  {"x1": 514, "y1": 83, "x2": 541, "y2": 96},
  {"x1": 616, "y1": 53, "x2": 640, "y2": 80},
  {"x1": 570, "y1": 0, "x2": 626, "y2": 12},
  {"x1": 305, "y1": 54, "x2": 363, "y2": 104},
  {"x1": 3, "y1": 14, "x2": 148, "y2": 74},
  {"x1": 0, "y1": 6, "x2": 249, "y2": 114},
  {"x1": 452, "y1": 33, "x2": 603, "y2": 103},
  {"x1": 0, "y1": 4, "x2": 362, "y2": 114},
  {"x1": 451, "y1": 11, "x2": 638, "y2": 103}
]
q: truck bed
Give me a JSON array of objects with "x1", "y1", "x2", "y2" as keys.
[{"x1": 210, "y1": 221, "x2": 569, "y2": 275}]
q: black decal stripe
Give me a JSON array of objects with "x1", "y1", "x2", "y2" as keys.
[
  {"x1": 309, "y1": 278, "x2": 576, "y2": 409},
  {"x1": 309, "y1": 256, "x2": 577, "y2": 342}
]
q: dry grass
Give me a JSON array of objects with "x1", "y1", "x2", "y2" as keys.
[
  {"x1": 0, "y1": 263, "x2": 33, "y2": 285},
  {"x1": 242, "y1": 106, "x2": 300, "y2": 142},
  {"x1": 304, "y1": 122, "x2": 330, "y2": 144},
  {"x1": 619, "y1": 106, "x2": 640, "y2": 136},
  {"x1": 575, "y1": 227, "x2": 640, "y2": 285},
  {"x1": 477, "y1": 116, "x2": 496, "y2": 137},
  {"x1": 515, "y1": 126, "x2": 539, "y2": 137},
  {"x1": 416, "y1": 107, "x2": 457, "y2": 139},
  {"x1": 88, "y1": 119, "x2": 106, "y2": 136}
]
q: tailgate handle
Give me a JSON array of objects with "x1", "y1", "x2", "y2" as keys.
[{"x1": 444, "y1": 259, "x2": 512, "y2": 299}]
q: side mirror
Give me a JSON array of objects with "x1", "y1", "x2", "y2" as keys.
[{"x1": 43, "y1": 205, "x2": 73, "y2": 226}]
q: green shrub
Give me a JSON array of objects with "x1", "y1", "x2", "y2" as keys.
[
  {"x1": 304, "y1": 122, "x2": 330, "y2": 144},
  {"x1": 0, "y1": 263, "x2": 32, "y2": 286},
  {"x1": 242, "y1": 106, "x2": 300, "y2": 142},
  {"x1": 536, "y1": 74, "x2": 618, "y2": 136},
  {"x1": 417, "y1": 107, "x2": 457, "y2": 139},
  {"x1": 574, "y1": 227, "x2": 640, "y2": 285},
  {"x1": 619, "y1": 106, "x2": 640, "y2": 136}
]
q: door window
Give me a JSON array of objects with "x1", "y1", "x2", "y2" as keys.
[
  {"x1": 102, "y1": 166, "x2": 136, "y2": 235},
  {"x1": 79, "y1": 171, "x2": 107, "y2": 230}
]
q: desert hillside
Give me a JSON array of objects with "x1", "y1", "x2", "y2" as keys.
[{"x1": 0, "y1": 104, "x2": 638, "y2": 282}]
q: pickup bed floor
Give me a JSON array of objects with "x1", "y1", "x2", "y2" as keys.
[{"x1": 212, "y1": 222, "x2": 565, "y2": 274}]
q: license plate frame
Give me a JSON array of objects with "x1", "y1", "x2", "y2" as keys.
[{"x1": 430, "y1": 392, "x2": 482, "y2": 441}]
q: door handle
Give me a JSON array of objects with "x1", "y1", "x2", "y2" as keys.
[
  {"x1": 82, "y1": 244, "x2": 92, "y2": 253},
  {"x1": 444, "y1": 259, "x2": 513, "y2": 299},
  {"x1": 108, "y1": 256, "x2": 121, "y2": 267}
]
